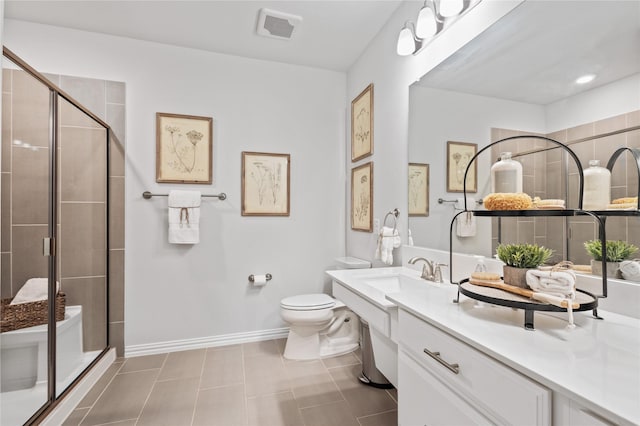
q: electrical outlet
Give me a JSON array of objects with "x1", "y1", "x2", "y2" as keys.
[{"x1": 373, "y1": 218, "x2": 380, "y2": 234}]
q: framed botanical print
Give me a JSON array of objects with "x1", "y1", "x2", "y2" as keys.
[
  {"x1": 408, "y1": 163, "x2": 429, "y2": 216},
  {"x1": 351, "y1": 162, "x2": 373, "y2": 232},
  {"x1": 446, "y1": 141, "x2": 477, "y2": 193},
  {"x1": 351, "y1": 83, "x2": 373, "y2": 162},
  {"x1": 241, "y1": 151, "x2": 290, "y2": 216},
  {"x1": 156, "y1": 112, "x2": 213, "y2": 184}
]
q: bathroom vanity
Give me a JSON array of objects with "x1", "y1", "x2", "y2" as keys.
[{"x1": 329, "y1": 266, "x2": 640, "y2": 426}]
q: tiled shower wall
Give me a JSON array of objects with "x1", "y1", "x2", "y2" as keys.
[
  {"x1": 491, "y1": 110, "x2": 640, "y2": 265},
  {"x1": 1, "y1": 69, "x2": 126, "y2": 356}
]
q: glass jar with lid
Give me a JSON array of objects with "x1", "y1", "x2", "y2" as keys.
[
  {"x1": 491, "y1": 152, "x2": 523, "y2": 193},
  {"x1": 582, "y1": 160, "x2": 611, "y2": 210}
]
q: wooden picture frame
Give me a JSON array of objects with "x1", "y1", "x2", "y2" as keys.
[
  {"x1": 351, "y1": 162, "x2": 373, "y2": 232},
  {"x1": 156, "y1": 112, "x2": 213, "y2": 184},
  {"x1": 351, "y1": 83, "x2": 374, "y2": 162},
  {"x1": 409, "y1": 163, "x2": 429, "y2": 216},
  {"x1": 241, "y1": 151, "x2": 290, "y2": 216},
  {"x1": 446, "y1": 141, "x2": 477, "y2": 193}
]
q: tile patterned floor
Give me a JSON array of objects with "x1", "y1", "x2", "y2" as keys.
[{"x1": 63, "y1": 339, "x2": 398, "y2": 426}]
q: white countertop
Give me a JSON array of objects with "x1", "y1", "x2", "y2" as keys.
[{"x1": 385, "y1": 280, "x2": 640, "y2": 426}]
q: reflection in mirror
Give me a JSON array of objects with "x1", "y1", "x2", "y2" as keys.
[{"x1": 408, "y1": 0, "x2": 640, "y2": 280}]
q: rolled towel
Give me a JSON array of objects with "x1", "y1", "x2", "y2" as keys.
[
  {"x1": 526, "y1": 269, "x2": 576, "y2": 297},
  {"x1": 10, "y1": 278, "x2": 60, "y2": 305}
]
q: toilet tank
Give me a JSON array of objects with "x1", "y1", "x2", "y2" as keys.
[{"x1": 335, "y1": 257, "x2": 371, "y2": 270}]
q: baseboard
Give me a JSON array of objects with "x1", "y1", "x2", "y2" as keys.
[
  {"x1": 125, "y1": 327, "x2": 290, "y2": 358},
  {"x1": 41, "y1": 348, "x2": 116, "y2": 426}
]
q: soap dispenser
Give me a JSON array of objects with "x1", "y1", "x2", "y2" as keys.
[{"x1": 491, "y1": 152, "x2": 523, "y2": 193}]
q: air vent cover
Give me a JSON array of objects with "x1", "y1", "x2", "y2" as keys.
[{"x1": 256, "y1": 8, "x2": 302, "y2": 40}]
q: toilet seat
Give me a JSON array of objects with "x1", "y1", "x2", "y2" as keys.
[{"x1": 280, "y1": 294, "x2": 336, "y2": 311}]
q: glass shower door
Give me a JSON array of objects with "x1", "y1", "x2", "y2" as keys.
[{"x1": 1, "y1": 57, "x2": 53, "y2": 425}]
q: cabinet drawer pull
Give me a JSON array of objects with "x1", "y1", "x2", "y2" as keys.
[{"x1": 423, "y1": 348, "x2": 460, "y2": 374}]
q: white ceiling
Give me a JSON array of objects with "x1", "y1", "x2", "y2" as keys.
[
  {"x1": 3, "y1": 0, "x2": 404, "y2": 72},
  {"x1": 417, "y1": 0, "x2": 640, "y2": 105}
]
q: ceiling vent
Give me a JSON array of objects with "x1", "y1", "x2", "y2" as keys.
[{"x1": 256, "y1": 8, "x2": 302, "y2": 40}]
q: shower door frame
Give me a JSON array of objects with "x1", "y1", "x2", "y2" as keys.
[{"x1": 2, "y1": 46, "x2": 112, "y2": 425}]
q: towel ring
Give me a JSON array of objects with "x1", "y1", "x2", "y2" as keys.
[{"x1": 383, "y1": 209, "x2": 399, "y2": 233}]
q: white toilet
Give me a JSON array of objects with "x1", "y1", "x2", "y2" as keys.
[{"x1": 280, "y1": 257, "x2": 370, "y2": 360}]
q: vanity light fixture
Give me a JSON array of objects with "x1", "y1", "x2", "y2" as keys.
[
  {"x1": 439, "y1": 0, "x2": 464, "y2": 18},
  {"x1": 416, "y1": 0, "x2": 441, "y2": 39},
  {"x1": 397, "y1": 22, "x2": 422, "y2": 56},
  {"x1": 575, "y1": 74, "x2": 596, "y2": 85},
  {"x1": 397, "y1": 0, "x2": 481, "y2": 56}
]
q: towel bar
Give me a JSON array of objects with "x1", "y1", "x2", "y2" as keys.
[{"x1": 143, "y1": 191, "x2": 227, "y2": 200}]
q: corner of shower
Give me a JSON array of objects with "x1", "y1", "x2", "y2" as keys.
[{"x1": 1, "y1": 46, "x2": 117, "y2": 425}]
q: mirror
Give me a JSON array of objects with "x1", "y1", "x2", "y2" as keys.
[{"x1": 408, "y1": 1, "x2": 640, "y2": 272}]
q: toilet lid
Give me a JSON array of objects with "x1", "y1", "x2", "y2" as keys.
[{"x1": 280, "y1": 293, "x2": 336, "y2": 311}]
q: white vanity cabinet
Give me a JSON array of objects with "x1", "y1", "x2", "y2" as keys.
[
  {"x1": 397, "y1": 309, "x2": 551, "y2": 426},
  {"x1": 554, "y1": 394, "x2": 616, "y2": 426}
]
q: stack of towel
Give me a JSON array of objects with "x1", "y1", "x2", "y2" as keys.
[
  {"x1": 526, "y1": 268, "x2": 577, "y2": 327},
  {"x1": 10, "y1": 278, "x2": 59, "y2": 305},
  {"x1": 375, "y1": 226, "x2": 401, "y2": 265},
  {"x1": 168, "y1": 190, "x2": 201, "y2": 244}
]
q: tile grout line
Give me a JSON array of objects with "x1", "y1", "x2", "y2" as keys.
[
  {"x1": 189, "y1": 349, "x2": 209, "y2": 426},
  {"x1": 356, "y1": 407, "x2": 398, "y2": 422},
  {"x1": 241, "y1": 343, "x2": 249, "y2": 426},
  {"x1": 133, "y1": 354, "x2": 168, "y2": 426},
  {"x1": 76, "y1": 360, "x2": 126, "y2": 426}
]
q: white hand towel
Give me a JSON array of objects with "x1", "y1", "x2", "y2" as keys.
[
  {"x1": 10, "y1": 278, "x2": 60, "y2": 305},
  {"x1": 526, "y1": 269, "x2": 576, "y2": 297},
  {"x1": 408, "y1": 229, "x2": 414, "y2": 246},
  {"x1": 456, "y1": 211, "x2": 476, "y2": 237},
  {"x1": 168, "y1": 190, "x2": 201, "y2": 244},
  {"x1": 375, "y1": 226, "x2": 401, "y2": 265}
]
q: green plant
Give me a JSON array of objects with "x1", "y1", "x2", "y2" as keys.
[
  {"x1": 584, "y1": 240, "x2": 638, "y2": 262},
  {"x1": 496, "y1": 243, "x2": 553, "y2": 268}
]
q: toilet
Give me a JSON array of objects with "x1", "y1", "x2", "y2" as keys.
[{"x1": 280, "y1": 257, "x2": 370, "y2": 360}]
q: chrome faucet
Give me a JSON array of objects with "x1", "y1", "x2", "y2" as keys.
[{"x1": 408, "y1": 256, "x2": 448, "y2": 283}]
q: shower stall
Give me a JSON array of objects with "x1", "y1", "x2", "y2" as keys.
[{"x1": 1, "y1": 47, "x2": 112, "y2": 425}]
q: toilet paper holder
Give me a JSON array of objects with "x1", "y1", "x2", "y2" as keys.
[{"x1": 248, "y1": 273, "x2": 272, "y2": 283}]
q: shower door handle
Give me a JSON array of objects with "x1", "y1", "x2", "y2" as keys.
[{"x1": 43, "y1": 237, "x2": 56, "y2": 256}]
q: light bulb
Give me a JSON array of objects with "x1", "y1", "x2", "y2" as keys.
[
  {"x1": 439, "y1": 0, "x2": 464, "y2": 17},
  {"x1": 397, "y1": 25, "x2": 416, "y2": 56},
  {"x1": 416, "y1": 5, "x2": 438, "y2": 39}
]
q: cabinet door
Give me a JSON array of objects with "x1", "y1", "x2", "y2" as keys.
[{"x1": 398, "y1": 351, "x2": 491, "y2": 426}]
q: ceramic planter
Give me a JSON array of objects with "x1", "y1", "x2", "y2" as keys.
[{"x1": 590, "y1": 259, "x2": 622, "y2": 279}]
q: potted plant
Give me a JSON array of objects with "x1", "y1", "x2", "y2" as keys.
[
  {"x1": 496, "y1": 243, "x2": 553, "y2": 288},
  {"x1": 584, "y1": 239, "x2": 638, "y2": 278}
]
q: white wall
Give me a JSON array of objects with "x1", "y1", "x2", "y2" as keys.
[
  {"x1": 546, "y1": 73, "x2": 640, "y2": 132},
  {"x1": 408, "y1": 86, "x2": 546, "y2": 255},
  {"x1": 4, "y1": 19, "x2": 347, "y2": 350},
  {"x1": 345, "y1": 0, "x2": 524, "y2": 264}
]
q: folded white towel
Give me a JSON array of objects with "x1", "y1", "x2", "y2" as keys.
[
  {"x1": 10, "y1": 278, "x2": 60, "y2": 305},
  {"x1": 375, "y1": 226, "x2": 401, "y2": 265},
  {"x1": 456, "y1": 211, "x2": 476, "y2": 237},
  {"x1": 526, "y1": 269, "x2": 576, "y2": 297},
  {"x1": 168, "y1": 190, "x2": 201, "y2": 244}
]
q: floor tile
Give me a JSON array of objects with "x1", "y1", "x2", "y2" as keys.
[
  {"x1": 243, "y1": 339, "x2": 282, "y2": 359},
  {"x1": 284, "y1": 360, "x2": 343, "y2": 409},
  {"x1": 207, "y1": 343, "x2": 242, "y2": 352},
  {"x1": 300, "y1": 400, "x2": 359, "y2": 426},
  {"x1": 200, "y1": 346, "x2": 244, "y2": 389},
  {"x1": 119, "y1": 353, "x2": 166, "y2": 374},
  {"x1": 329, "y1": 364, "x2": 397, "y2": 418},
  {"x1": 321, "y1": 352, "x2": 360, "y2": 369},
  {"x1": 193, "y1": 384, "x2": 247, "y2": 426},
  {"x1": 247, "y1": 391, "x2": 303, "y2": 426},
  {"x1": 244, "y1": 354, "x2": 291, "y2": 397},
  {"x1": 358, "y1": 410, "x2": 398, "y2": 426},
  {"x1": 386, "y1": 388, "x2": 398, "y2": 403},
  {"x1": 137, "y1": 377, "x2": 199, "y2": 426},
  {"x1": 157, "y1": 349, "x2": 205, "y2": 381},
  {"x1": 76, "y1": 361, "x2": 123, "y2": 409},
  {"x1": 93, "y1": 420, "x2": 137, "y2": 426},
  {"x1": 80, "y1": 369, "x2": 158, "y2": 426},
  {"x1": 62, "y1": 408, "x2": 89, "y2": 426}
]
